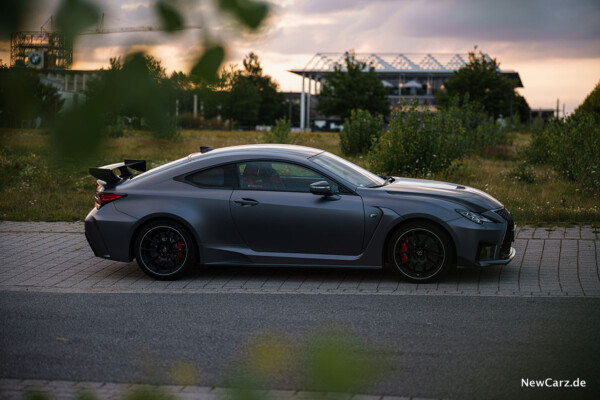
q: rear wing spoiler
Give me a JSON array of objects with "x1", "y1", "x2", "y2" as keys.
[{"x1": 89, "y1": 159, "x2": 147, "y2": 183}]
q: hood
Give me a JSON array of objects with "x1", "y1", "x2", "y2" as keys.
[{"x1": 384, "y1": 177, "x2": 503, "y2": 213}]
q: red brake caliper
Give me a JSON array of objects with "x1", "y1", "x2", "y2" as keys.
[
  {"x1": 400, "y1": 238, "x2": 409, "y2": 263},
  {"x1": 177, "y1": 240, "x2": 183, "y2": 260}
]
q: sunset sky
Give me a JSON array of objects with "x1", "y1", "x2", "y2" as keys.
[{"x1": 2, "y1": 0, "x2": 599, "y2": 113}]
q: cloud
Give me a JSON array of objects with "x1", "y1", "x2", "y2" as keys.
[
  {"x1": 296, "y1": 0, "x2": 375, "y2": 15},
  {"x1": 397, "y1": 0, "x2": 600, "y2": 43},
  {"x1": 265, "y1": 0, "x2": 600, "y2": 58},
  {"x1": 3, "y1": 0, "x2": 599, "y2": 111},
  {"x1": 121, "y1": 2, "x2": 149, "y2": 11}
]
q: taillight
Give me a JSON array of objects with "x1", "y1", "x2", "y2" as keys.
[{"x1": 95, "y1": 192, "x2": 126, "y2": 208}]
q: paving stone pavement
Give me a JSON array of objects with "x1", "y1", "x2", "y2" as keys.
[
  {"x1": 0, "y1": 222, "x2": 599, "y2": 297},
  {"x1": 0, "y1": 379, "x2": 431, "y2": 400}
]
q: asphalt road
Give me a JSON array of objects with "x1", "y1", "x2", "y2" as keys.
[{"x1": 1, "y1": 292, "x2": 598, "y2": 400}]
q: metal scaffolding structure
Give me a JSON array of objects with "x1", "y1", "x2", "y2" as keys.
[
  {"x1": 10, "y1": 14, "x2": 201, "y2": 71},
  {"x1": 290, "y1": 53, "x2": 523, "y2": 130},
  {"x1": 10, "y1": 30, "x2": 73, "y2": 69}
]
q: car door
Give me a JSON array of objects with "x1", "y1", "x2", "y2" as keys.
[
  {"x1": 183, "y1": 163, "x2": 240, "y2": 244},
  {"x1": 230, "y1": 160, "x2": 365, "y2": 255}
]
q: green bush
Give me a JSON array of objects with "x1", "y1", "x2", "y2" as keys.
[
  {"x1": 527, "y1": 112, "x2": 600, "y2": 190},
  {"x1": 508, "y1": 161, "x2": 537, "y2": 183},
  {"x1": 340, "y1": 109, "x2": 383, "y2": 155},
  {"x1": 525, "y1": 121, "x2": 553, "y2": 164},
  {"x1": 104, "y1": 118, "x2": 125, "y2": 138},
  {"x1": 178, "y1": 113, "x2": 228, "y2": 130},
  {"x1": 263, "y1": 117, "x2": 295, "y2": 144},
  {"x1": 151, "y1": 115, "x2": 179, "y2": 140},
  {"x1": 368, "y1": 100, "x2": 501, "y2": 176}
]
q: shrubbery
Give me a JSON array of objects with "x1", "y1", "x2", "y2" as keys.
[
  {"x1": 178, "y1": 113, "x2": 228, "y2": 130},
  {"x1": 263, "y1": 117, "x2": 295, "y2": 143},
  {"x1": 340, "y1": 109, "x2": 383, "y2": 155},
  {"x1": 508, "y1": 161, "x2": 537, "y2": 183},
  {"x1": 526, "y1": 112, "x2": 600, "y2": 190},
  {"x1": 368, "y1": 100, "x2": 503, "y2": 176},
  {"x1": 151, "y1": 115, "x2": 179, "y2": 140},
  {"x1": 104, "y1": 118, "x2": 125, "y2": 138}
]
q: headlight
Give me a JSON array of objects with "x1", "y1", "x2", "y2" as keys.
[{"x1": 456, "y1": 209, "x2": 492, "y2": 224}]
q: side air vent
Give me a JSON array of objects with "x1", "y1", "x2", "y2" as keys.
[{"x1": 494, "y1": 208, "x2": 515, "y2": 259}]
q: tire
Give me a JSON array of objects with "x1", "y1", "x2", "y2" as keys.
[
  {"x1": 134, "y1": 219, "x2": 198, "y2": 280},
  {"x1": 387, "y1": 221, "x2": 454, "y2": 283}
]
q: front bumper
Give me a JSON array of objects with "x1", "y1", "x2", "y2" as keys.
[
  {"x1": 449, "y1": 208, "x2": 516, "y2": 268},
  {"x1": 478, "y1": 246, "x2": 516, "y2": 266}
]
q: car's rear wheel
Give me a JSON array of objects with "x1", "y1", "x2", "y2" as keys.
[
  {"x1": 134, "y1": 219, "x2": 197, "y2": 280},
  {"x1": 388, "y1": 221, "x2": 454, "y2": 282}
]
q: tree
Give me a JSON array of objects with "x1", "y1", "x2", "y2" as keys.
[
  {"x1": 575, "y1": 80, "x2": 600, "y2": 116},
  {"x1": 240, "y1": 52, "x2": 286, "y2": 125},
  {"x1": 162, "y1": 71, "x2": 196, "y2": 117},
  {"x1": 215, "y1": 65, "x2": 261, "y2": 128},
  {"x1": 0, "y1": 63, "x2": 64, "y2": 127},
  {"x1": 317, "y1": 51, "x2": 390, "y2": 120},
  {"x1": 513, "y1": 93, "x2": 531, "y2": 123},
  {"x1": 202, "y1": 53, "x2": 285, "y2": 128},
  {"x1": 436, "y1": 48, "x2": 529, "y2": 121},
  {"x1": 84, "y1": 53, "x2": 176, "y2": 137}
]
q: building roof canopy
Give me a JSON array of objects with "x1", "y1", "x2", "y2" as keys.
[
  {"x1": 297, "y1": 53, "x2": 480, "y2": 73},
  {"x1": 290, "y1": 52, "x2": 523, "y2": 87}
]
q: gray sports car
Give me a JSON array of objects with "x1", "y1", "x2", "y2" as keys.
[{"x1": 85, "y1": 144, "x2": 515, "y2": 282}]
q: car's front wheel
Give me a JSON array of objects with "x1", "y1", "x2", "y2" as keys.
[
  {"x1": 134, "y1": 219, "x2": 198, "y2": 280},
  {"x1": 388, "y1": 221, "x2": 454, "y2": 282}
]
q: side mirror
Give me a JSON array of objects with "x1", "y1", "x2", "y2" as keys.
[{"x1": 310, "y1": 181, "x2": 333, "y2": 196}]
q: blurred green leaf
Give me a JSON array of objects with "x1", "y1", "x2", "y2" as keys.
[
  {"x1": 303, "y1": 329, "x2": 380, "y2": 394},
  {"x1": 218, "y1": 0, "x2": 269, "y2": 30},
  {"x1": 24, "y1": 388, "x2": 53, "y2": 400},
  {"x1": 54, "y1": 0, "x2": 100, "y2": 39},
  {"x1": 191, "y1": 45, "x2": 225, "y2": 84},
  {"x1": 169, "y1": 360, "x2": 200, "y2": 386},
  {"x1": 121, "y1": 387, "x2": 175, "y2": 400},
  {"x1": 0, "y1": 0, "x2": 33, "y2": 35},
  {"x1": 155, "y1": 0, "x2": 183, "y2": 32},
  {"x1": 51, "y1": 104, "x2": 104, "y2": 164},
  {"x1": 75, "y1": 388, "x2": 101, "y2": 400}
]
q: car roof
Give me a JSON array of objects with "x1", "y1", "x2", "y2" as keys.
[
  {"x1": 188, "y1": 144, "x2": 324, "y2": 160},
  {"x1": 126, "y1": 145, "x2": 327, "y2": 186}
]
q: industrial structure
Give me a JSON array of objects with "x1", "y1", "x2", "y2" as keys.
[
  {"x1": 8, "y1": 15, "x2": 201, "y2": 115},
  {"x1": 290, "y1": 52, "x2": 523, "y2": 130},
  {"x1": 10, "y1": 25, "x2": 73, "y2": 70},
  {"x1": 10, "y1": 15, "x2": 201, "y2": 70}
]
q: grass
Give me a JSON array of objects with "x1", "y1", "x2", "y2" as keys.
[{"x1": 1, "y1": 129, "x2": 598, "y2": 225}]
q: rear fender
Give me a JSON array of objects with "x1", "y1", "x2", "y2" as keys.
[{"x1": 128, "y1": 212, "x2": 204, "y2": 262}]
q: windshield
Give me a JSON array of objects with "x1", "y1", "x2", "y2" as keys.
[{"x1": 311, "y1": 152, "x2": 385, "y2": 188}]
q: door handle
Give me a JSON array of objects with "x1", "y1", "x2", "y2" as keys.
[{"x1": 234, "y1": 198, "x2": 259, "y2": 207}]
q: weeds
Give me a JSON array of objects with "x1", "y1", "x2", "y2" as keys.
[
  {"x1": 368, "y1": 99, "x2": 504, "y2": 176},
  {"x1": 507, "y1": 161, "x2": 537, "y2": 183},
  {"x1": 263, "y1": 117, "x2": 296, "y2": 144},
  {"x1": 526, "y1": 112, "x2": 600, "y2": 191},
  {"x1": 340, "y1": 109, "x2": 383, "y2": 156}
]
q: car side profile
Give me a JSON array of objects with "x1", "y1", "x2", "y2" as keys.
[{"x1": 84, "y1": 144, "x2": 515, "y2": 282}]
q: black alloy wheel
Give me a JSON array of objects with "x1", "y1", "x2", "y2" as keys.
[
  {"x1": 388, "y1": 221, "x2": 454, "y2": 282},
  {"x1": 135, "y1": 219, "x2": 197, "y2": 280}
]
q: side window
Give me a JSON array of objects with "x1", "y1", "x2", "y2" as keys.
[
  {"x1": 186, "y1": 164, "x2": 238, "y2": 188},
  {"x1": 239, "y1": 161, "x2": 339, "y2": 193}
]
